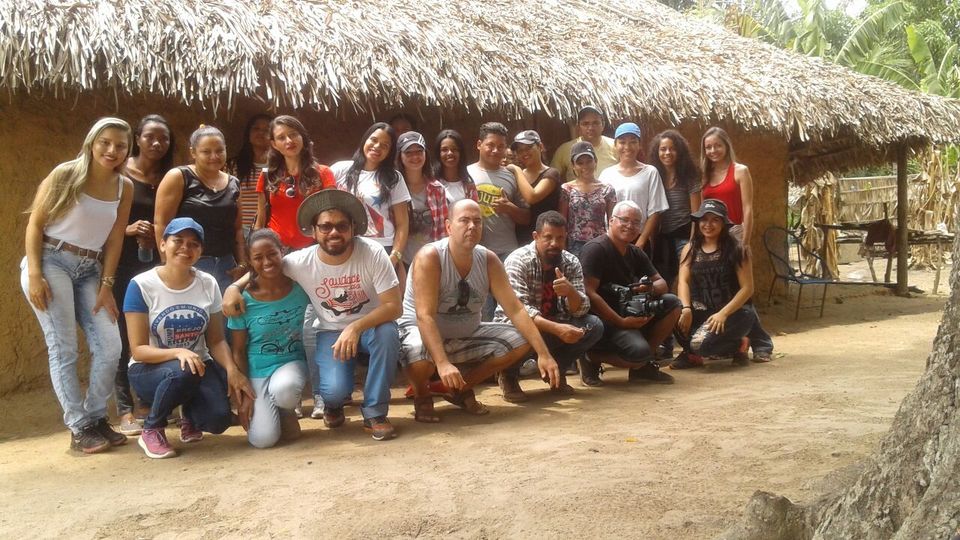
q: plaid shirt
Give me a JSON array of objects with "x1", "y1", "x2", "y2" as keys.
[
  {"x1": 496, "y1": 242, "x2": 590, "y2": 322},
  {"x1": 425, "y1": 179, "x2": 450, "y2": 241}
]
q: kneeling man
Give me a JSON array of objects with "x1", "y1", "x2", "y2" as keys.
[
  {"x1": 495, "y1": 211, "x2": 603, "y2": 401},
  {"x1": 401, "y1": 200, "x2": 560, "y2": 422}
]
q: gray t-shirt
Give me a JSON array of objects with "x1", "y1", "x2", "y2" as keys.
[
  {"x1": 468, "y1": 163, "x2": 528, "y2": 256},
  {"x1": 400, "y1": 238, "x2": 489, "y2": 339}
]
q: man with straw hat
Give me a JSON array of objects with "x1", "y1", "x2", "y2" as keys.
[{"x1": 224, "y1": 190, "x2": 401, "y2": 441}]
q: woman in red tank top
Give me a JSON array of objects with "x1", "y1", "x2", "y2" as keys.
[{"x1": 700, "y1": 127, "x2": 755, "y2": 245}]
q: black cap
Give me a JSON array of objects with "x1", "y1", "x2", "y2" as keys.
[
  {"x1": 577, "y1": 105, "x2": 604, "y2": 121},
  {"x1": 397, "y1": 131, "x2": 426, "y2": 153},
  {"x1": 691, "y1": 199, "x2": 733, "y2": 225},
  {"x1": 570, "y1": 141, "x2": 597, "y2": 163}
]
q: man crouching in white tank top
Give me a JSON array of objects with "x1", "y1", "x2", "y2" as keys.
[{"x1": 399, "y1": 199, "x2": 561, "y2": 422}]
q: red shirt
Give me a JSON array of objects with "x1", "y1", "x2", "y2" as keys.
[
  {"x1": 702, "y1": 163, "x2": 744, "y2": 225},
  {"x1": 257, "y1": 164, "x2": 336, "y2": 249}
]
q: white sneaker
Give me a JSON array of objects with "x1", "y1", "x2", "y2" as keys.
[
  {"x1": 518, "y1": 358, "x2": 538, "y2": 378},
  {"x1": 310, "y1": 395, "x2": 324, "y2": 419}
]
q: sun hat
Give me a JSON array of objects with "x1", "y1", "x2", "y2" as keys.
[{"x1": 297, "y1": 189, "x2": 368, "y2": 236}]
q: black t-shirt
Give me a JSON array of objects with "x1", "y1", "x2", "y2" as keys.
[
  {"x1": 118, "y1": 177, "x2": 159, "y2": 271},
  {"x1": 178, "y1": 166, "x2": 240, "y2": 257},
  {"x1": 581, "y1": 235, "x2": 659, "y2": 308}
]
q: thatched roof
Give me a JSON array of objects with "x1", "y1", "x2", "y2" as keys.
[{"x1": 3, "y1": 0, "x2": 960, "y2": 182}]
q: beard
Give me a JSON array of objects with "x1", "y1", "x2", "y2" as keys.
[
  {"x1": 543, "y1": 250, "x2": 562, "y2": 266},
  {"x1": 319, "y1": 238, "x2": 350, "y2": 256}
]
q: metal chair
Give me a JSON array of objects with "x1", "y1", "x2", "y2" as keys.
[{"x1": 763, "y1": 226, "x2": 833, "y2": 319}]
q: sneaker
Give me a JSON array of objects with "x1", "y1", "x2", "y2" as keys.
[
  {"x1": 279, "y1": 410, "x2": 302, "y2": 441},
  {"x1": 179, "y1": 418, "x2": 203, "y2": 443},
  {"x1": 578, "y1": 356, "x2": 604, "y2": 387},
  {"x1": 293, "y1": 401, "x2": 304, "y2": 419},
  {"x1": 363, "y1": 416, "x2": 396, "y2": 441},
  {"x1": 323, "y1": 406, "x2": 345, "y2": 428},
  {"x1": 70, "y1": 425, "x2": 111, "y2": 454},
  {"x1": 518, "y1": 358, "x2": 539, "y2": 378},
  {"x1": 310, "y1": 395, "x2": 325, "y2": 420},
  {"x1": 670, "y1": 351, "x2": 704, "y2": 370},
  {"x1": 93, "y1": 418, "x2": 128, "y2": 446},
  {"x1": 629, "y1": 363, "x2": 675, "y2": 384},
  {"x1": 752, "y1": 351, "x2": 774, "y2": 363},
  {"x1": 498, "y1": 372, "x2": 529, "y2": 403},
  {"x1": 138, "y1": 428, "x2": 177, "y2": 459},
  {"x1": 119, "y1": 415, "x2": 142, "y2": 436}
]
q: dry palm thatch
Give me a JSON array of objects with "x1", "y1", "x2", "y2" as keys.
[{"x1": 2, "y1": 0, "x2": 960, "y2": 180}]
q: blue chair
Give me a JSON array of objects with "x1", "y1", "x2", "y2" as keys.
[{"x1": 763, "y1": 226, "x2": 833, "y2": 319}]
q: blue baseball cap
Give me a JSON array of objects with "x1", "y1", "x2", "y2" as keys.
[
  {"x1": 614, "y1": 122, "x2": 642, "y2": 140},
  {"x1": 163, "y1": 217, "x2": 205, "y2": 243}
]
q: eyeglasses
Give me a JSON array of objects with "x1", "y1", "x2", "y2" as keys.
[
  {"x1": 313, "y1": 221, "x2": 352, "y2": 234},
  {"x1": 613, "y1": 215, "x2": 642, "y2": 228}
]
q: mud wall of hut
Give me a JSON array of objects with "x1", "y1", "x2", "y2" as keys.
[{"x1": 0, "y1": 93, "x2": 787, "y2": 396}]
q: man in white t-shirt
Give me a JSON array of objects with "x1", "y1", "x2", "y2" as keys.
[{"x1": 224, "y1": 190, "x2": 401, "y2": 441}]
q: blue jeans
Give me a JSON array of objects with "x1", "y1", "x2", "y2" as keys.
[
  {"x1": 20, "y1": 248, "x2": 121, "y2": 432},
  {"x1": 676, "y1": 304, "x2": 768, "y2": 357},
  {"x1": 194, "y1": 254, "x2": 236, "y2": 294},
  {"x1": 314, "y1": 321, "x2": 399, "y2": 419},
  {"x1": 594, "y1": 294, "x2": 682, "y2": 364},
  {"x1": 507, "y1": 314, "x2": 604, "y2": 375},
  {"x1": 128, "y1": 359, "x2": 232, "y2": 432}
]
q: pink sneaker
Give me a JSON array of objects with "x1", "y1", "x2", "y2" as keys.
[
  {"x1": 179, "y1": 419, "x2": 203, "y2": 443},
  {"x1": 138, "y1": 428, "x2": 177, "y2": 459}
]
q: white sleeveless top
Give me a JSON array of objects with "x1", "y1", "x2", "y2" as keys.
[{"x1": 45, "y1": 178, "x2": 123, "y2": 251}]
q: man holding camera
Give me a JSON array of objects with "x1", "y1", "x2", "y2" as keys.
[{"x1": 580, "y1": 201, "x2": 681, "y2": 386}]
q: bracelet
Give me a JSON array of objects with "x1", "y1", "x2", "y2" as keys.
[
  {"x1": 100, "y1": 276, "x2": 116, "y2": 287},
  {"x1": 390, "y1": 250, "x2": 401, "y2": 261},
  {"x1": 681, "y1": 306, "x2": 692, "y2": 311},
  {"x1": 236, "y1": 262, "x2": 249, "y2": 271}
]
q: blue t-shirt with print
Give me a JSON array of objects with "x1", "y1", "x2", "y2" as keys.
[{"x1": 227, "y1": 283, "x2": 309, "y2": 378}]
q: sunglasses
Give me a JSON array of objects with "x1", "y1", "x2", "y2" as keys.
[
  {"x1": 313, "y1": 221, "x2": 352, "y2": 234},
  {"x1": 456, "y1": 279, "x2": 470, "y2": 307},
  {"x1": 283, "y1": 176, "x2": 297, "y2": 198}
]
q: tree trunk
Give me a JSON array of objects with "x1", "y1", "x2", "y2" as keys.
[{"x1": 720, "y1": 235, "x2": 960, "y2": 539}]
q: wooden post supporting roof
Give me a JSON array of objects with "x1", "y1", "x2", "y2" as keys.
[{"x1": 896, "y1": 146, "x2": 909, "y2": 296}]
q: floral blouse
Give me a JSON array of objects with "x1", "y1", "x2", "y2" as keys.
[{"x1": 560, "y1": 182, "x2": 617, "y2": 242}]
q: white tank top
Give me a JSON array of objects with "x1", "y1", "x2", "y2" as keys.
[{"x1": 45, "y1": 178, "x2": 123, "y2": 250}]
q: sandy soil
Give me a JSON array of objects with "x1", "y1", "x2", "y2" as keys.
[{"x1": 0, "y1": 261, "x2": 949, "y2": 539}]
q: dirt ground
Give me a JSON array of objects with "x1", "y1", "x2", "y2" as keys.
[{"x1": 0, "y1": 260, "x2": 949, "y2": 539}]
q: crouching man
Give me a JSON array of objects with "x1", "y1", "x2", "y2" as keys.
[
  {"x1": 225, "y1": 190, "x2": 401, "y2": 441},
  {"x1": 400, "y1": 200, "x2": 560, "y2": 422},
  {"x1": 580, "y1": 201, "x2": 681, "y2": 385},
  {"x1": 495, "y1": 211, "x2": 603, "y2": 402}
]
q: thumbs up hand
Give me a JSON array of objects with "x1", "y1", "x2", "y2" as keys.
[{"x1": 552, "y1": 267, "x2": 575, "y2": 298}]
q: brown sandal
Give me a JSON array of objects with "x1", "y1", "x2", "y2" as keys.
[
  {"x1": 413, "y1": 396, "x2": 441, "y2": 423},
  {"x1": 443, "y1": 389, "x2": 490, "y2": 416}
]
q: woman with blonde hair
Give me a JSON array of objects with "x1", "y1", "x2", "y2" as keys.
[{"x1": 20, "y1": 117, "x2": 134, "y2": 453}]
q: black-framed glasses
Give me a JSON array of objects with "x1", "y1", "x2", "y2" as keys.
[{"x1": 313, "y1": 221, "x2": 352, "y2": 234}]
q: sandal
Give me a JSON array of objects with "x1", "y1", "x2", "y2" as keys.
[
  {"x1": 443, "y1": 390, "x2": 489, "y2": 416},
  {"x1": 413, "y1": 396, "x2": 441, "y2": 423}
]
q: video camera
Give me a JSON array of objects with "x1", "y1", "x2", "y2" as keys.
[{"x1": 606, "y1": 277, "x2": 666, "y2": 318}]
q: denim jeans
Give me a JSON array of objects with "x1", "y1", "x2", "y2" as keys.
[
  {"x1": 20, "y1": 248, "x2": 122, "y2": 433},
  {"x1": 314, "y1": 321, "x2": 399, "y2": 419},
  {"x1": 194, "y1": 254, "x2": 237, "y2": 294},
  {"x1": 127, "y1": 359, "x2": 232, "y2": 433},
  {"x1": 302, "y1": 303, "x2": 322, "y2": 397},
  {"x1": 593, "y1": 294, "x2": 682, "y2": 365},
  {"x1": 248, "y1": 361, "x2": 307, "y2": 448},
  {"x1": 676, "y1": 304, "x2": 765, "y2": 357},
  {"x1": 507, "y1": 314, "x2": 604, "y2": 375}
]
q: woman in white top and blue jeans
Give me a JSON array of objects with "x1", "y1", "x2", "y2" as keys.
[{"x1": 20, "y1": 117, "x2": 134, "y2": 454}]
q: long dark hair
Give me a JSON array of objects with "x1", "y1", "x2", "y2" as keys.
[
  {"x1": 344, "y1": 122, "x2": 399, "y2": 203},
  {"x1": 246, "y1": 228, "x2": 284, "y2": 292},
  {"x1": 648, "y1": 130, "x2": 699, "y2": 192},
  {"x1": 682, "y1": 212, "x2": 747, "y2": 269},
  {"x1": 231, "y1": 113, "x2": 272, "y2": 185},
  {"x1": 432, "y1": 129, "x2": 472, "y2": 182},
  {"x1": 130, "y1": 114, "x2": 176, "y2": 175},
  {"x1": 266, "y1": 115, "x2": 320, "y2": 197}
]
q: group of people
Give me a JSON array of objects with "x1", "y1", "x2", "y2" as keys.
[{"x1": 20, "y1": 105, "x2": 773, "y2": 458}]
